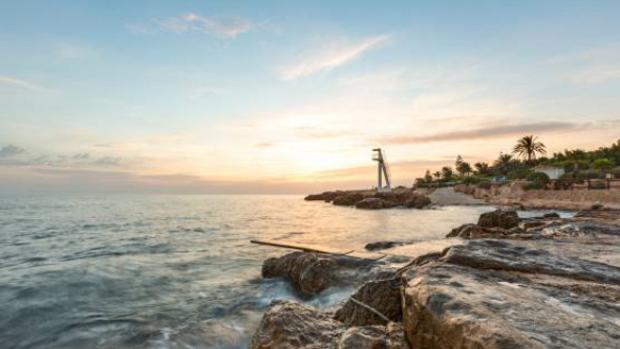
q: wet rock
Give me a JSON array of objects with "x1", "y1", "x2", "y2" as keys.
[
  {"x1": 356, "y1": 198, "x2": 395, "y2": 210},
  {"x1": 442, "y1": 239, "x2": 620, "y2": 285},
  {"x1": 250, "y1": 300, "x2": 343, "y2": 349},
  {"x1": 403, "y1": 194, "x2": 431, "y2": 209},
  {"x1": 262, "y1": 252, "x2": 336, "y2": 296},
  {"x1": 446, "y1": 223, "x2": 525, "y2": 239},
  {"x1": 543, "y1": 212, "x2": 560, "y2": 219},
  {"x1": 333, "y1": 193, "x2": 366, "y2": 206},
  {"x1": 478, "y1": 209, "x2": 520, "y2": 229},
  {"x1": 401, "y1": 239, "x2": 620, "y2": 349},
  {"x1": 251, "y1": 300, "x2": 410, "y2": 349},
  {"x1": 338, "y1": 326, "x2": 385, "y2": 349},
  {"x1": 334, "y1": 278, "x2": 402, "y2": 326},
  {"x1": 365, "y1": 241, "x2": 401, "y2": 251},
  {"x1": 522, "y1": 220, "x2": 547, "y2": 230}
]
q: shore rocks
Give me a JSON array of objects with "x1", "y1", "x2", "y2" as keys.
[
  {"x1": 401, "y1": 237, "x2": 620, "y2": 349},
  {"x1": 251, "y1": 300, "x2": 410, "y2": 349},
  {"x1": 262, "y1": 252, "x2": 336, "y2": 296},
  {"x1": 250, "y1": 300, "x2": 344, "y2": 349},
  {"x1": 365, "y1": 241, "x2": 401, "y2": 251},
  {"x1": 305, "y1": 188, "x2": 431, "y2": 210},
  {"x1": 356, "y1": 198, "x2": 396, "y2": 209},
  {"x1": 334, "y1": 278, "x2": 402, "y2": 326},
  {"x1": 478, "y1": 209, "x2": 520, "y2": 229}
]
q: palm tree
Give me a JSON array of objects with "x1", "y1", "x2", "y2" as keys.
[
  {"x1": 513, "y1": 135, "x2": 546, "y2": 163},
  {"x1": 433, "y1": 171, "x2": 441, "y2": 181},
  {"x1": 494, "y1": 153, "x2": 515, "y2": 175},
  {"x1": 474, "y1": 162, "x2": 490, "y2": 175}
]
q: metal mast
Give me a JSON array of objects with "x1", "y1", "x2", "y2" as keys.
[{"x1": 372, "y1": 148, "x2": 391, "y2": 192}]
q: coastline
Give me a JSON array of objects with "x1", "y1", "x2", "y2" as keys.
[{"x1": 250, "y1": 194, "x2": 620, "y2": 348}]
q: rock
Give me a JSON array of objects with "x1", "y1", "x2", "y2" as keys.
[
  {"x1": 522, "y1": 220, "x2": 547, "y2": 230},
  {"x1": 442, "y1": 239, "x2": 620, "y2": 285},
  {"x1": 333, "y1": 193, "x2": 365, "y2": 206},
  {"x1": 334, "y1": 278, "x2": 402, "y2": 326},
  {"x1": 478, "y1": 209, "x2": 520, "y2": 229},
  {"x1": 385, "y1": 322, "x2": 408, "y2": 349},
  {"x1": 251, "y1": 300, "x2": 410, "y2": 349},
  {"x1": 356, "y1": 198, "x2": 395, "y2": 210},
  {"x1": 403, "y1": 194, "x2": 431, "y2": 209},
  {"x1": 250, "y1": 300, "x2": 343, "y2": 349},
  {"x1": 543, "y1": 212, "x2": 560, "y2": 219},
  {"x1": 262, "y1": 252, "x2": 336, "y2": 296},
  {"x1": 591, "y1": 203, "x2": 604, "y2": 210},
  {"x1": 446, "y1": 223, "x2": 525, "y2": 239},
  {"x1": 446, "y1": 223, "x2": 486, "y2": 238},
  {"x1": 365, "y1": 241, "x2": 401, "y2": 251},
  {"x1": 401, "y1": 239, "x2": 620, "y2": 349},
  {"x1": 338, "y1": 326, "x2": 386, "y2": 349}
]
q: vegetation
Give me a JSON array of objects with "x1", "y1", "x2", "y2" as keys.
[{"x1": 414, "y1": 137, "x2": 620, "y2": 188}]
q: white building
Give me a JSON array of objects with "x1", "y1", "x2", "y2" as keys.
[{"x1": 534, "y1": 165, "x2": 565, "y2": 180}]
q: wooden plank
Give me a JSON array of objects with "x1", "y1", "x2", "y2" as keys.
[
  {"x1": 250, "y1": 239, "x2": 386, "y2": 260},
  {"x1": 250, "y1": 239, "x2": 353, "y2": 255}
]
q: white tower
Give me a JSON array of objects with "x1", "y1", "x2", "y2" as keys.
[{"x1": 372, "y1": 148, "x2": 391, "y2": 192}]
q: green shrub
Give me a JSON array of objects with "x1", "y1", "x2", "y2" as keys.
[
  {"x1": 582, "y1": 169, "x2": 603, "y2": 179},
  {"x1": 507, "y1": 168, "x2": 533, "y2": 180},
  {"x1": 462, "y1": 176, "x2": 484, "y2": 185},
  {"x1": 527, "y1": 172, "x2": 550, "y2": 186}
]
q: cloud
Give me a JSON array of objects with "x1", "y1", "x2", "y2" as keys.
[
  {"x1": 381, "y1": 121, "x2": 580, "y2": 145},
  {"x1": 280, "y1": 34, "x2": 391, "y2": 80},
  {"x1": 0, "y1": 76, "x2": 45, "y2": 91},
  {"x1": 0, "y1": 145, "x2": 26, "y2": 157},
  {"x1": 151, "y1": 12, "x2": 251, "y2": 38}
]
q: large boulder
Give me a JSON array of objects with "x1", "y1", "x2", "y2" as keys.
[
  {"x1": 251, "y1": 300, "x2": 410, "y2": 349},
  {"x1": 262, "y1": 252, "x2": 336, "y2": 296},
  {"x1": 477, "y1": 209, "x2": 520, "y2": 229},
  {"x1": 403, "y1": 194, "x2": 431, "y2": 209},
  {"x1": 334, "y1": 278, "x2": 402, "y2": 326},
  {"x1": 250, "y1": 300, "x2": 343, "y2": 349}
]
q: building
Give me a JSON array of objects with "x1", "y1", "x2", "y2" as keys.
[{"x1": 534, "y1": 165, "x2": 565, "y2": 180}]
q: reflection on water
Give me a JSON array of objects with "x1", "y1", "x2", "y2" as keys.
[{"x1": 0, "y1": 195, "x2": 493, "y2": 348}]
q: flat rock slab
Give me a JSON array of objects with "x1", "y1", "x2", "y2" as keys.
[{"x1": 402, "y1": 239, "x2": 620, "y2": 349}]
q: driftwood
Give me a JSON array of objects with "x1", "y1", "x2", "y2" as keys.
[{"x1": 251, "y1": 239, "x2": 386, "y2": 261}]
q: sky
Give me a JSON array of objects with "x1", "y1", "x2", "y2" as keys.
[{"x1": 1, "y1": 0, "x2": 619, "y2": 194}]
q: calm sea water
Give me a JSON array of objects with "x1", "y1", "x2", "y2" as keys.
[{"x1": 0, "y1": 195, "x2": 494, "y2": 349}]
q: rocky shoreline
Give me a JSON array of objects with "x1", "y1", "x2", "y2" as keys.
[
  {"x1": 305, "y1": 188, "x2": 431, "y2": 209},
  {"x1": 250, "y1": 208, "x2": 620, "y2": 348}
]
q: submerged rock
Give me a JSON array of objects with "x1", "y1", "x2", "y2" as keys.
[
  {"x1": 478, "y1": 209, "x2": 520, "y2": 229},
  {"x1": 262, "y1": 252, "x2": 335, "y2": 296},
  {"x1": 365, "y1": 241, "x2": 401, "y2": 251},
  {"x1": 334, "y1": 278, "x2": 402, "y2": 326}
]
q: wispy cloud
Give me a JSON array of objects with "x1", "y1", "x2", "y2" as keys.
[
  {"x1": 280, "y1": 34, "x2": 391, "y2": 80},
  {"x1": 0, "y1": 75, "x2": 45, "y2": 91},
  {"x1": 381, "y1": 121, "x2": 579, "y2": 145},
  {"x1": 0, "y1": 145, "x2": 26, "y2": 157},
  {"x1": 151, "y1": 12, "x2": 251, "y2": 38}
]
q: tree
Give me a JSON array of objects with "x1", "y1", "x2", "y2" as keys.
[
  {"x1": 592, "y1": 158, "x2": 613, "y2": 172},
  {"x1": 474, "y1": 162, "x2": 490, "y2": 175},
  {"x1": 513, "y1": 135, "x2": 546, "y2": 163},
  {"x1": 433, "y1": 171, "x2": 441, "y2": 181},
  {"x1": 441, "y1": 166, "x2": 453, "y2": 181},
  {"x1": 456, "y1": 161, "x2": 472, "y2": 176},
  {"x1": 424, "y1": 170, "x2": 433, "y2": 183},
  {"x1": 494, "y1": 153, "x2": 515, "y2": 175},
  {"x1": 455, "y1": 155, "x2": 464, "y2": 167}
]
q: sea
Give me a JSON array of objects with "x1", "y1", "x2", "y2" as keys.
[{"x1": 0, "y1": 194, "x2": 501, "y2": 348}]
